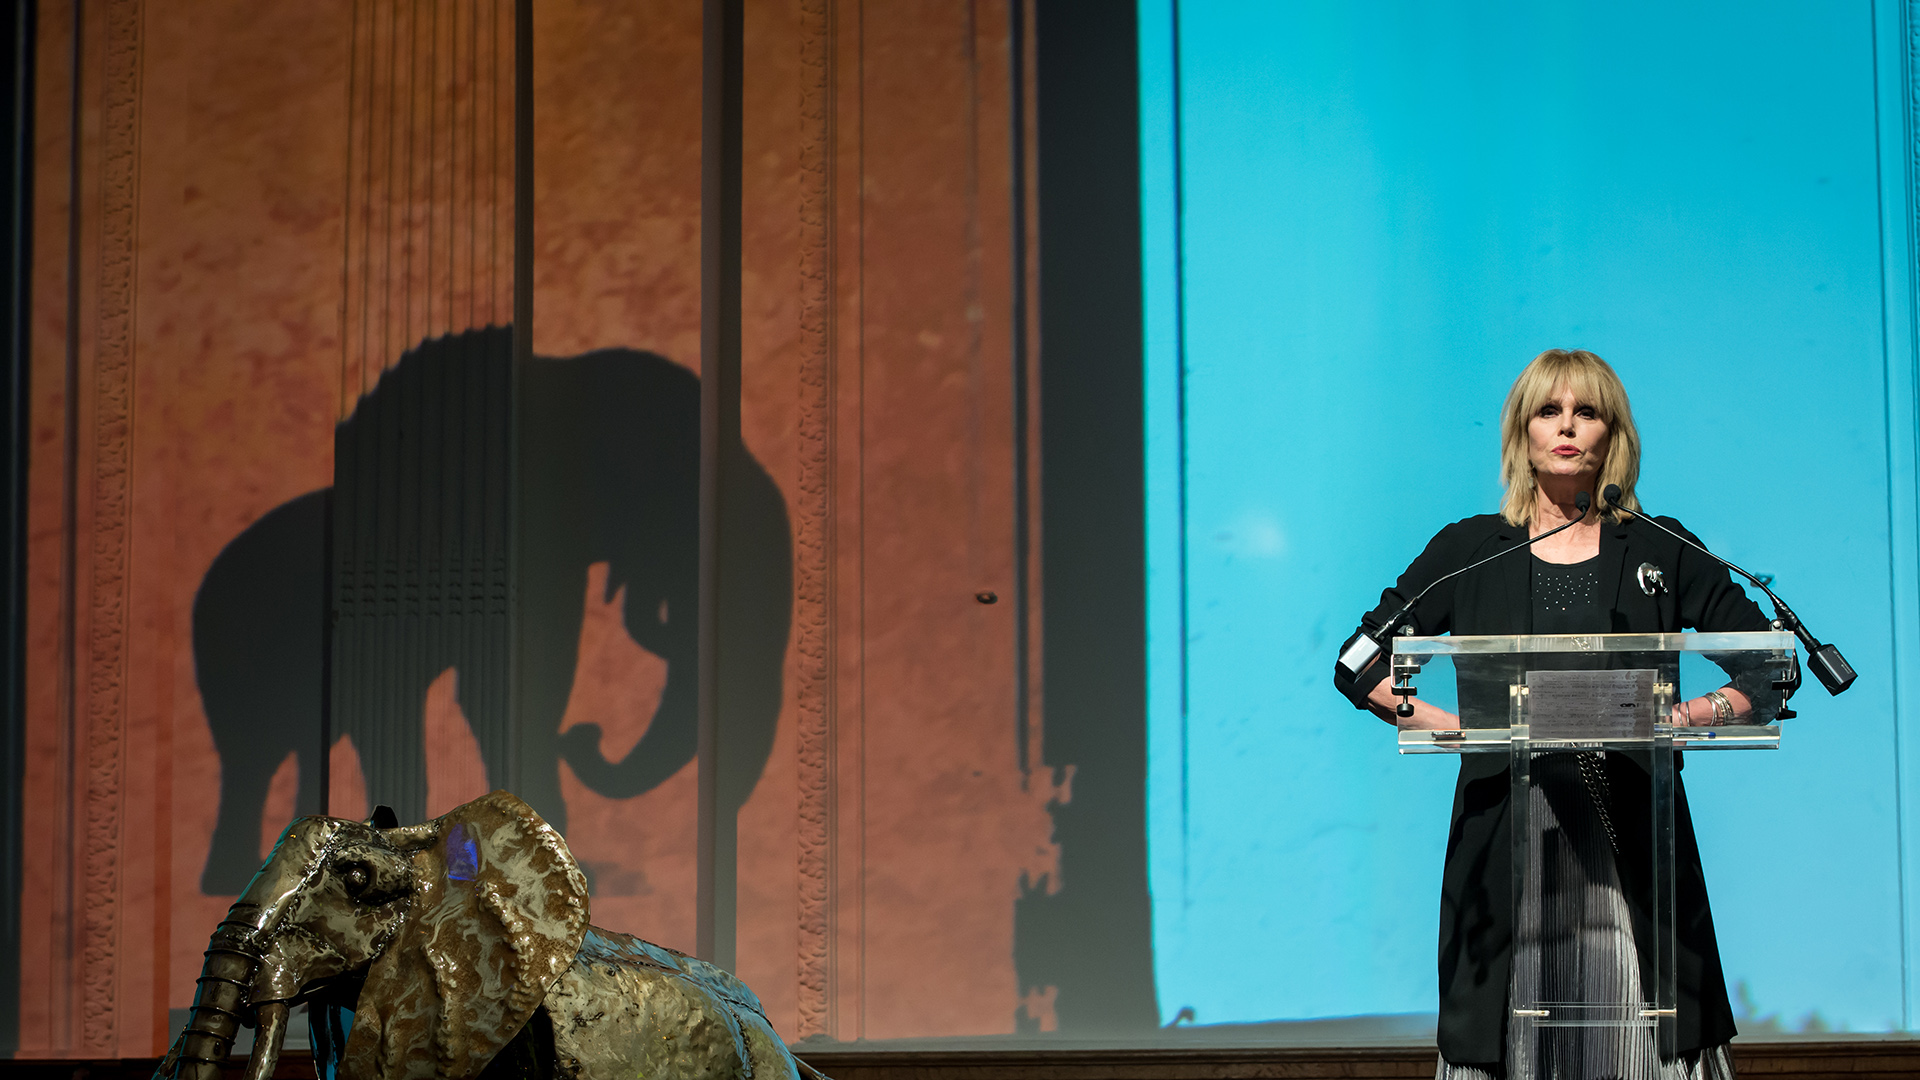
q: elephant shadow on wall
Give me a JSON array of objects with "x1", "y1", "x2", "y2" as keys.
[{"x1": 193, "y1": 327, "x2": 792, "y2": 895}]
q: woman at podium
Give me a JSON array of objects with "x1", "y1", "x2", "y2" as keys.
[{"x1": 1334, "y1": 349, "x2": 1770, "y2": 1080}]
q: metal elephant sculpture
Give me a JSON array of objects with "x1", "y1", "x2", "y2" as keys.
[{"x1": 157, "y1": 791, "x2": 806, "y2": 1080}]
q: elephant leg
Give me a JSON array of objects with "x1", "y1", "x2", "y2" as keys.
[
  {"x1": 193, "y1": 490, "x2": 328, "y2": 894},
  {"x1": 202, "y1": 752, "x2": 286, "y2": 893},
  {"x1": 472, "y1": 567, "x2": 585, "y2": 835},
  {"x1": 348, "y1": 627, "x2": 432, "y2": 829}
]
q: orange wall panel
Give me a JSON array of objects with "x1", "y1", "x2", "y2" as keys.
[{"x1": 16, "y1": 0, "x2": 1047, "y2": 1054}]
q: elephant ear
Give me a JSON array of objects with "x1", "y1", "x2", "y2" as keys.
[{"x1": 341, "y1": 792, "x2": 589, "y2": 1080}]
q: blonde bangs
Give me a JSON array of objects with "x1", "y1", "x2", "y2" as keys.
[{"x1": 1499, "y1": 349, "x2": 1642, "y2": 527}]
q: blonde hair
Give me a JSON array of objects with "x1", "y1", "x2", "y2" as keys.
[{"x1": 1499, "y1": 349, "x2": 1642, "y2": 527}]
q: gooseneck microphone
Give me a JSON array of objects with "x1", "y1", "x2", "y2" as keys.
[
  {"x1": 1337, "y1": 490, "x2": 1592, "y2": 683},
  {"x1": 1601, "y1": 484, "x2": 1855, "y2": 696}
]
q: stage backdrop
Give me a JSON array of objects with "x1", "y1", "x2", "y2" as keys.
[
  {"x1": 1142, "y1": 0, "x2": 1920, "y2": 1037},
  {"x1": 11, "y1": 0, "x2": 1083, "y2": 1057},
  {"x1": 30, "y1": 0, "x2": 1920, "y2": 1057}
]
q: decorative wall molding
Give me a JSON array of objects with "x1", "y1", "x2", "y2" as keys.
[
  {"x1": 80, "y1": 0, "x2": 143, "y2": 1054},
  {"x1": 793, "y1": 0, "x2": 834, "y2": 1041}
]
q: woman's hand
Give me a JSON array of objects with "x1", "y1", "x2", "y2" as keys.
[
  {"x1": 1671, "y1": 686, "x2": 1753, "y2": 726},
  {"x1": 1365, "y1": 678, "x2": 1462, "y2": 730}
]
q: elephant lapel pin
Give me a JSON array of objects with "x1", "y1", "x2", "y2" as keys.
[
  {"x1": 157, "y1": 791, "x2": 824, "y2": 1080},
  {"x1": 1637, "y1": 562, "x2": 1668, "y2": 596}
]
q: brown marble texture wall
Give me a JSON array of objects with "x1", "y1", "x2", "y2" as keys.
[
  {"x1": 798, "y1": 0, "x2": 1055, "y2": 1041},
  {"x1": 22, "y1": 0, "x2": 355, "y2": 1058},
  {"x1": 14, "y1": 0, "x2": 1052, "y2": 1057}
]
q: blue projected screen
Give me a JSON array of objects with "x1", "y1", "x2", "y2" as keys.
[{"x1": 1141, "y1": 0, "x2": 1909, "y2": 1035}]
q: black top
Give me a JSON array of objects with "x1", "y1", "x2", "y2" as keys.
[
  {"x1": 1333, "y1": 513, "x2": 1773, "y2": 1066},
  {"x1": 1531, "y1": 554, "x2": 1601, "y2": 636}
]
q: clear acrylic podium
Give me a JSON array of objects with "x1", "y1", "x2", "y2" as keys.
[{"x1": 1389, "y1": 631, "x2": 1797, "y2": 1080}]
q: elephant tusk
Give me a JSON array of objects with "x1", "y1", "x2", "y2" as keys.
[{"x1": 242, "y1": 1001, "x2": 290, "y2": 1080}]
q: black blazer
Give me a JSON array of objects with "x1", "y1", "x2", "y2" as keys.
[{"x1": 1333, "y1": 512, "x2": 1773, "y2": 1065}]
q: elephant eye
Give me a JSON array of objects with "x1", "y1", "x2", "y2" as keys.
[{"x1": 338, "y1": 862, "x2": 373, "y2": 898}]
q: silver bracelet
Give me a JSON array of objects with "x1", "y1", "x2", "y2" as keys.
[{"x1": 1705, "y1": 689, "x2": 1734, "y2": 724}]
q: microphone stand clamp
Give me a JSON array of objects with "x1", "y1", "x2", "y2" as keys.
[{"x1": 1387, "y1": 624, "x2": 1418, "y2": 718}]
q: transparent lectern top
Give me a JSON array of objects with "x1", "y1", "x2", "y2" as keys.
[
  {"x1": 1391, "y1": 630, "x2": 1797, "y2": 656},
  {"x1": 1389, "y1": 630, "x2": 1797, "y2": 753}
]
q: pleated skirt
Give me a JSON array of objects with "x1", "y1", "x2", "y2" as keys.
[{"x1": 1437, "y1": 753, "x2": 1735, "y2": 1080}]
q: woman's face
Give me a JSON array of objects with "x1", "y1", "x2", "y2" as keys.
[{"x1": 1527, "y1": 383, "x2": 1610, "y2": 485}]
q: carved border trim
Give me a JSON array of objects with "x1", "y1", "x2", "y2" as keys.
[
  {"x1": 79, "y1": 0, "x2": 141, "y2": 1053},
  {"x1": 794, "y1": 0, "x2": 834, "y2": 1040}
]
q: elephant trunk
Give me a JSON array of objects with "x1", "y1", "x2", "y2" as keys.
[
  {"x1": 155, "y1": 922, "x2": 262, "y2": 1080},
  {"x1": 158, "y1": 817, "x2": 357, "y2": 1080}
]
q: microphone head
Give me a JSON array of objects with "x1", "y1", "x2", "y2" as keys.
[
  {"x1": 1575, "y1": 490, "x2": 1591, "y2": 514},
  {"x1": 1602, "y1": 483, "x2": 1623, "y2": 508}
]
